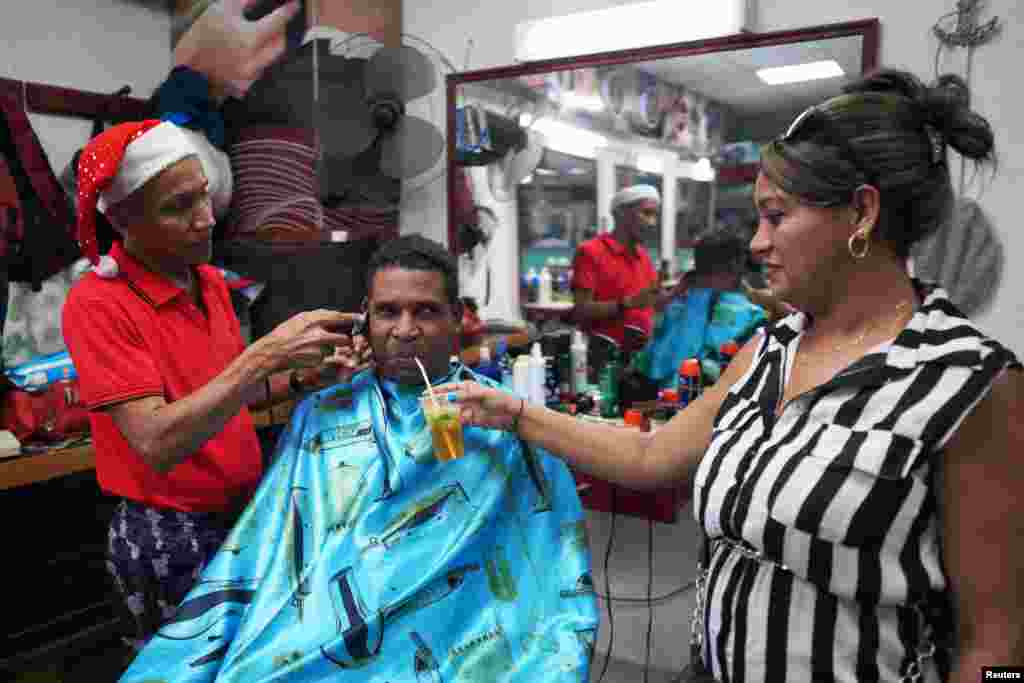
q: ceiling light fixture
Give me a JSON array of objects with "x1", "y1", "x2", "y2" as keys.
[
  {"x1": 756, "y1": 60, "x2": 845, "y2": 85},
  {"x1": 516, "y1": 0, "x2": 749, "y2": 62},
  {"x1": 691, "y1": 157, "x2": 716, "y2": 182},
  {"x1": 531, "y1": 118, "x2": 609, "y2": 159},
  {"x1": 560, "y1": 91, "x2": 605, "y2": 112},
  {"x1": 636, "y1": 154, "x2": 664, "y2": 174}
]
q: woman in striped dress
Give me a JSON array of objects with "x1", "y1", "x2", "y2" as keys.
[{"x1": 438, "y1": 68, "x2": 1023, "y2": 682}]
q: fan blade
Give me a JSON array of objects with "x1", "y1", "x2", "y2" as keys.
[
  {"x1": 322, "y1": 146, "x2": 401, "y2": 207},
  {"x1": 378, "y1": 116, "x2": 445, "y2": 179},
  {"x1": 318, "y1": 89, "x2": 378, "y2": 158},
  {"x1": 364, "y1": 45, "x2": 437, "y2": 103}
]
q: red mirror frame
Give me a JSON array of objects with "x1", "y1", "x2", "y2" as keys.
[{"x1": 445, "y1": 18, "x2": 880, "y2": 253}]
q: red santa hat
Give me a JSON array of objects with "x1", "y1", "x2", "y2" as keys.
[{"x1": 76, "y1": 120, "x2": 198, "y2": 278}]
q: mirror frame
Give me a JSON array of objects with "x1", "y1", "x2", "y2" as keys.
[{"x1": 445, "y1": 18, "x2": 879, "y2": 253}]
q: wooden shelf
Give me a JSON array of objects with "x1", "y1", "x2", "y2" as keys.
[{"x1": 0, "y1": 402, "x2": 296, "y2": 492}]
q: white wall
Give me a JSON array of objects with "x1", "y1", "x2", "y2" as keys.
[
  {"x1": 406, "y1": 0, "x2": 1024, "y2": 676},
  {"x1": 1, "y1": 0, "x2": 171, "y2": 174}
]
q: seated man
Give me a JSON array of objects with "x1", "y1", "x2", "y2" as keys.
[
  {"x1": 639, "y1": 231, "x2": 768, "y2": 387},
  {"x1": 121, "y1": 236, "x2": 599, "y2": 682}
]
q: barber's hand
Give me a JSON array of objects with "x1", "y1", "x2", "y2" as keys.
[
  {"x1": 429, "y1": 381, "x2": 523, "y2": 432},
  {"x1": 255, "y1": 309, "x2": 363, "y2": 374},
  {"x1": 298, "y1": 333, "x2": 374, "y2": 391},
  {"x1": 174, "y1": 0, "x2": 301, "y2": 101}
]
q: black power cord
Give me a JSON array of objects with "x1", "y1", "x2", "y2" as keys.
[
  {"x1": 592, "y1": 580, "x2": 695, "y2": 605},
  {"x1": 643, "y1": 516, "x2": 655, "y2": 683},
  {"x1": 595, "y1": 488, "x2": 617, "y2": 683}
]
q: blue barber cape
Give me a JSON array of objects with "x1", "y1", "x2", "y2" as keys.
[{"x1": 121, "y1": 366, "x2": 599, "y2": 682}]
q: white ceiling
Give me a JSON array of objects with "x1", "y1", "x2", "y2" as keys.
[
  {"x1": 461, "y1": 34, "x2": 868, "y2": 152},
  {"x1": 637, "y1": 35, "x2": 865, "y2": 118}
]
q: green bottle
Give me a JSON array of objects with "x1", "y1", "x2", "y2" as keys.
[{"x1": 599, "y1": 348, "x2": 622, "y2": 418}]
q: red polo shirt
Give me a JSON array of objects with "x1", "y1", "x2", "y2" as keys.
[
  {"x1": 62, "y1": 242, "x2": 262, "y2": 512},
  {"x1": 571, "y1": 234, "x2": 657, "y2": 344}
]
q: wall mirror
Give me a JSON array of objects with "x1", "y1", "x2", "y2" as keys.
[{"x1": 447, "y1": 19, "x2": 879, "y2": 316}]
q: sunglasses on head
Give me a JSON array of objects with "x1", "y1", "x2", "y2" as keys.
[{"x1": 771, "y1": 105, "x2": 878, "y2": 204}]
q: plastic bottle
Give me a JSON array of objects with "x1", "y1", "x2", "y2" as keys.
[
  {"x1": 570, "y1": 330, "x2": 588, "y2": 395},
  {"x1": 513, "y1": 354, "x2": 532, "y2": 400},
  {"x1": 538, "y1": 266, "x2": 553, "y2": 304},
  {"x1": 556, "y1": 351, "x2": 572, "y2": 401},
  {"x1": 599, "y1": 348, "x2": 622, "y2": 419},
  {"x1": 623, "y1": 408, "x2": 650, "y2": 432},
  {"x1": 678, "y1": 358, "x2": 702, "y2": 408},
  {"x1": 524, "y1": 268, "x2": 539, "y2": 303},
  {"x1": 556, "y1": 269, "x2": 571, "y2": 299},
  {"x1": 528, "y1": 342, "x2": 547, "y2": 405},
  {"x1": 719, "y1": 341, "x2": 740, "y2": 370}
]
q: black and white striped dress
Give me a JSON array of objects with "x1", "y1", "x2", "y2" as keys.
[{"x1": 692, "y1": 283, "x2": 1020, "y2": 683}]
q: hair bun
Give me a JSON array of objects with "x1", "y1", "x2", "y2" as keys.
[{"x1": 922, "y1": 73, "x2": 994, "y2": 161}]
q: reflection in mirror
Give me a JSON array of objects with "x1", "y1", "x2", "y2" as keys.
[
  {"x1": 448, "y1": 20, "x2": 878, "y2": 323},
  {"x1": 518, "y1": 150, "x2": 596, "y2": 304},
  {"x1": 614, "y1": 164, "x2": 663, "y2": 273}
]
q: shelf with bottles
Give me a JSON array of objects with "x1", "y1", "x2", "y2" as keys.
[{"x1": 521, "y1": 256, "x2": 574, "y2": 306}]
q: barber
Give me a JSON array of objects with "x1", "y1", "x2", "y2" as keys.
[
  {"x1": 570, "y1": 184, "x2": 672, "y2": 346},
  {"x1": 62, "y1": 119, "x2": 367, "y2": 650}
]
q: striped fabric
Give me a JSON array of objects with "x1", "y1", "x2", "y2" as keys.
[
  {"x1": 224, "y1": 126, "x2": 397, "y2": 242},
  {"x1": 692, "y1": 281, "x2": 1020, "y2": 683}
]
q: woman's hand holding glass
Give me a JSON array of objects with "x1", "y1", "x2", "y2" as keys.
[{"x1": 428, "y1": 381, "x2": 523, "y2": 432}]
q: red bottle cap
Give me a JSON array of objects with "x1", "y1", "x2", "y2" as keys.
[
  {"x1": 721, "y1": 341, "x2": 740, "y2": 356},
  {"x1": 660, "y1": 389, "x2": 679, "y2": 403},
  {"x1": 623, "y1": 409, "x2": 646, "y2": 429},
  {"x1": 680, "y1": 359, "x2": 701, "y2": 377}
]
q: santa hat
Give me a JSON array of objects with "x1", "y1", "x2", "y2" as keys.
[
  {"x1": 611, "y1": 184, "x2": 661, "y2": 213},
  {"x1": 77, "y1": 120, "x2": 198, "y2": 278}
]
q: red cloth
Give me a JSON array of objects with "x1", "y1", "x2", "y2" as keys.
[
  {"x1": 571, "y1": 234, "x2": 657, "y2": 344},
  {"x1": 62, "y1": 242, "x2": 262, "y2": 512}
]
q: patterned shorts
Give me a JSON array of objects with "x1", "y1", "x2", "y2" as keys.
[{"x1": 107, "y1": 499, "x2": 238, "y2": 650}]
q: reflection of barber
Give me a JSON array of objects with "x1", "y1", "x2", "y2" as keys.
[{"x1": 570, "y1": 184, "x2": 664, "y2": 345}]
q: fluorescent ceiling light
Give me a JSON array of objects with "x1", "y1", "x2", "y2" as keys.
[
  {"x1": 691, "y1": 157, "x2": 716, "y2": 182},
  {"x1": 757, "y1": 60, "x2": 845, "y2": 85},
  {"x1": 561, "y1": 91, "x2": 604, "y2": 112},
  {"x1": 637, "y1": 154, "x2": 664, "y2": 174},
  {"x1": 532, "y1": 118, "x2": 609, "y2": 159},
  {"x1": 518, "y1": 112, "x2": 535, "y2": 127},
  {"x1": 516, "y1": 0, "x2": 748, "y2": 62},
  {"x1": 535, "y1": 167, "x2": 557, "y2": 176}
]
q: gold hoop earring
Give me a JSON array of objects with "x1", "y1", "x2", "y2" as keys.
[{"x1": 848, "y1": 230, "x2": 870, "y2": 260}]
